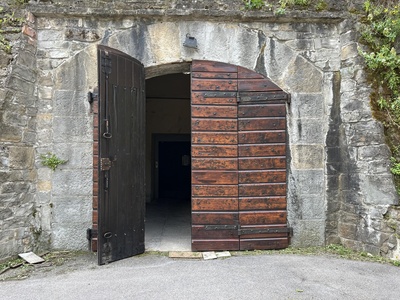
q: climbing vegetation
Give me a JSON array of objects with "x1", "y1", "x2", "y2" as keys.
[
  {"x1": 243, "y1": 0, "x2": 326, "y2": 14},
  {"x1": 0, "y1": 0, "x2": 27, "y2": 54},
  {"x1": 359, "y1": 0, "x2": 400, "y2": 193}
]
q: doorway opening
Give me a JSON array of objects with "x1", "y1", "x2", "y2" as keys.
[{"x1": 145, "y1": 73, "x2": 192, "y2": 251}]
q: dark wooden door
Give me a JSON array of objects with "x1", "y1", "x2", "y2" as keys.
[
  {"x1": 191, "y1": 60, "x2": 290, "y2": 251},
  {"x1": 97, "y1": 45, "x2": 146, "y2": 265}
]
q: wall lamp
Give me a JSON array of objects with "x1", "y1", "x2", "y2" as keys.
[{"x1": 183, "y1": 34, "x2": 198, "y2": 49}]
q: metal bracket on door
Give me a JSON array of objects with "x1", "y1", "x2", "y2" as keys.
[
  {"x1": 100, "y1": 158, "x2": 112, "y2": 171},
  {"x1": 204, "y1": 225, "x2": 238, "y2": 230},
  {"x1": 238, "y1": 227, "x2": 293, "y2": 236}
]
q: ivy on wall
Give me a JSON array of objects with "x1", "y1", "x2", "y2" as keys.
[{"x1": 359, "y1": 0, "x2": 400, "y2": 194}]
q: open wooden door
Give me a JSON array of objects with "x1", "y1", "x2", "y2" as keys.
[
  {"x1": 97, "y1": 45, "x2": 145, "y2": 264},
  {"x1": 191, "y1": 60, "x2": 290, "y2": 251}
]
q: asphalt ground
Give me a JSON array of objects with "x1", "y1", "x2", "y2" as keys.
[{"x1": 1, "y1": 252, "x2": 400, "y2": 300}]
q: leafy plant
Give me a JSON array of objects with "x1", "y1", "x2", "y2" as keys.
[
  {"x1": 244, "y1": 0, "x2": 265, "y2": 9},
  {"x1": 315, "y1": 0, "x2": 328, "y2": 11},
  {"x1": 390, "y1": 157, "x2": 400, "y2": 175},
  {"x1": 40, "y1": 152, "x2": 68, "y2": 171},
  {"x1": 0, "y1": 1, "x2": 27, "y2": 54},
  {"x1": 359, "y1": 0, "x2": 400, "y2": 193}
]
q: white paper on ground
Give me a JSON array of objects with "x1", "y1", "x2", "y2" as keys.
[
  {"x1": 18, "y1": 252, "x2": 45, "y2": 264},
  {"x1": 202, "y1": 251, "x2": 218, "y2": 260},
  {"x1": 215, "y1": 251, "x2": 231, "y2": 258}
]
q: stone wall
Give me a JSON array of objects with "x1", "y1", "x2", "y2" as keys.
[
  {"x1": 0, "y1": 3, "x2": 40, "y2": 258},
  {"x1": 0, "y1": 0, "x2": 398, "y2": 260}
]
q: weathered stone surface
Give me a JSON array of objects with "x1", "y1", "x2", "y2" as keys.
[
  {"x1": 0, "y1": 0, "x2": 398, "y2": 261},
  {"x1": 9, "y1": 147, "x2": 34, "y2": 170},
  {"x1": 289, "y1": 118, "x2": 325, "y2": 144},
  {"x1": 285, "y1": 56, "x2": 323, "y2": 93},
  {"x1": 290, "y1": 93, "x2": 324, "y2": 119},
  {"x1": 293, "y1": 220, "x2": 326, "y2": 247},
  {"x1": 291, "y1": 145, "x2": 324, "y2": 169}
]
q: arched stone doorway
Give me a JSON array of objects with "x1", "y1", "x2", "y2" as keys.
[{"x1": 92, "y1": 46, "x2": 290, "y2": 264}]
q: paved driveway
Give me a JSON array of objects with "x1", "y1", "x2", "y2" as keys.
[{"x1": 1, "y1": 253, "x2": 400, "y2": 299}]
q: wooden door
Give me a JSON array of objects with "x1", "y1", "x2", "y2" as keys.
[
  {"x1": 97, "y1": 45, "x2": 146, "y2": 264},
  {"x1": 191, "y1": 61, "x2": 290, "y2": 251}
]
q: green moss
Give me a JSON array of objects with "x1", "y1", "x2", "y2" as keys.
[
  {"x1": 315, "y1": 0, "x2": 328, "y2": 11},
  {"x1": 359, "y1": 1, "x2": 400, "y2": 194}
]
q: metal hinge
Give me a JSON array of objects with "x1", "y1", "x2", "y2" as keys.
[
  {"x1": 205, "y1": 225, "x2": 238, "y2": 230},
  {"x1": 86, "y1": 228, "x2": 98, "y2": 241},
  {"x1": 100, "y1": 158, "x2": 112, "y2": 171},
  {"x1": 101, "y1": 52, "x2": 112, "y2": 74},
  {"x1": 87, "y1": 91, "x2": 98, "y2": 104}
]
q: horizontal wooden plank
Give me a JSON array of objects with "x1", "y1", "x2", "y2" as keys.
[
  {"x1": 192, "y1": 72, "x2": 238, "y2": 79},
  {"x1": 239, "y1": 183, "x2": 287, "y2": 196},
  {"x1": 192, "y1": 212, "x2": 238, "y2": 225},
  {"x1": 239, "y1": 157, "x2": 286, "y2": 170},
  {"x1": 192, "y1": 198, "x2": 238, "y2": 211},
  {"x1": 192, "y1": 60, "x2": 238, "y2": 73},
  {"x1": 192, "y1": 105, "x2": 237, "y2": 118},
  {"x1": 192, "y1": 132, "x2": 237, "y2": 145},
  {"x1": 239, "y1": 211, "x2": 287, "y2": 225},
  {"x1": 239, "y1": 118, "x2": 286, "y2": 131},
  {"x1": 192, "y1": 171, "x2": 238, "y2": 185},
  {"x1": 191, "y1": 92, "x2": 237, "y2": 105},
  {"x1": 192, "y1": 239, "x2": 239, "y2": 251},
  {"x1": 238, "y1": 104, "x2": 286, "y2": 117},
  {"x1": 239, "y1": 197, "x2": 286, "y2": 210},
  {"x1": 238, "y1": 66, "x2": 264, "y2": 79},
  {"x1": 239, "y1": 131, "x2": 286, "y2": 144},
  {"x1": 240, "y1": 238, "x2": 289, "y2": 250},
  {"x1": 192, "y1": 185, "x2": 238, "y2": 197},
  {"x1": 192, "y1": 158, "x2": 238, "y2": 170},
  {"x1": 192, "y1": 145, "x2": 237, "y2": 158},
  {"x1": 192, "y1": 78, "x2": 238, "y2": 91},
  {"x1": 239, "y1": 170, "x2": 286, "y2": 184},
  {"x1": 192, "y1": 226, "x2": 238, "y2": 239},
  {"x1": 192, "y1": 119, "x2": 237, "y2": 131},
  {"x1": 238, "y1": 79, "x2": 281, "y2": 92},
  {"x1": 239, "y1": 144, "x2": 286, "y2": 157}
]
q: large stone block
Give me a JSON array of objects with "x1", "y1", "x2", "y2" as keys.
[
  {"x1": 289, "y1": 93, "x2": 324, "y2": 119},
  {"x1": 301, "y1": 195, "x2": 326, "y2": 220},
  {"x1": 10, "y1": 65, "x2": 36, "y2": 83},
  {"x1": 53, "y1": 142, "x2": 92, "y2": 168},
  {"x1": 6, "y1": 76, "x2": 35, "y2": 95},
  {"x1": 265, "y1": 38, "x2": 296, "y2": 83},
  {"x1": 53, "y1": 90, "x2": 88, "y2": 117},
  {"x1": 347, "y1": 121, "x2": 385, "y2": 146},
  {"x1": 361, "y1": 175, "x2": 398, "y2": 205},
  {"x1": 9, "y1": 146, "x2": 34, "y2": 170},
  {"x1": 357, "y1": 144, "x2": 391, "y2": 161},
  {"x1": 292, "y1": 220, "x2": 326, "y2": 247},
  {"x1": 291, "y1": 144, "x2": 324, "y2": 169},
  {"x1": 285, "y1": 56, "x2": 323, "y2": 93},
  {"x1": 52, "y1": 196, "x2": 91, "y2": 224},
  {"x1": 53, "y1": 116, "x2": 92, "y2": 143},
  {"x1": 289, "y1": 118, "x2": 325, "y2": 144},
  {"x1": 341, "y1": 42, "x2": 359, "y2": 60},
  {"x1": 291, "y1": 170, "x2": 325, "y2": 195},
  {"x1": 52, "y1": 169, "x2": 92, "y2": 196}
]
